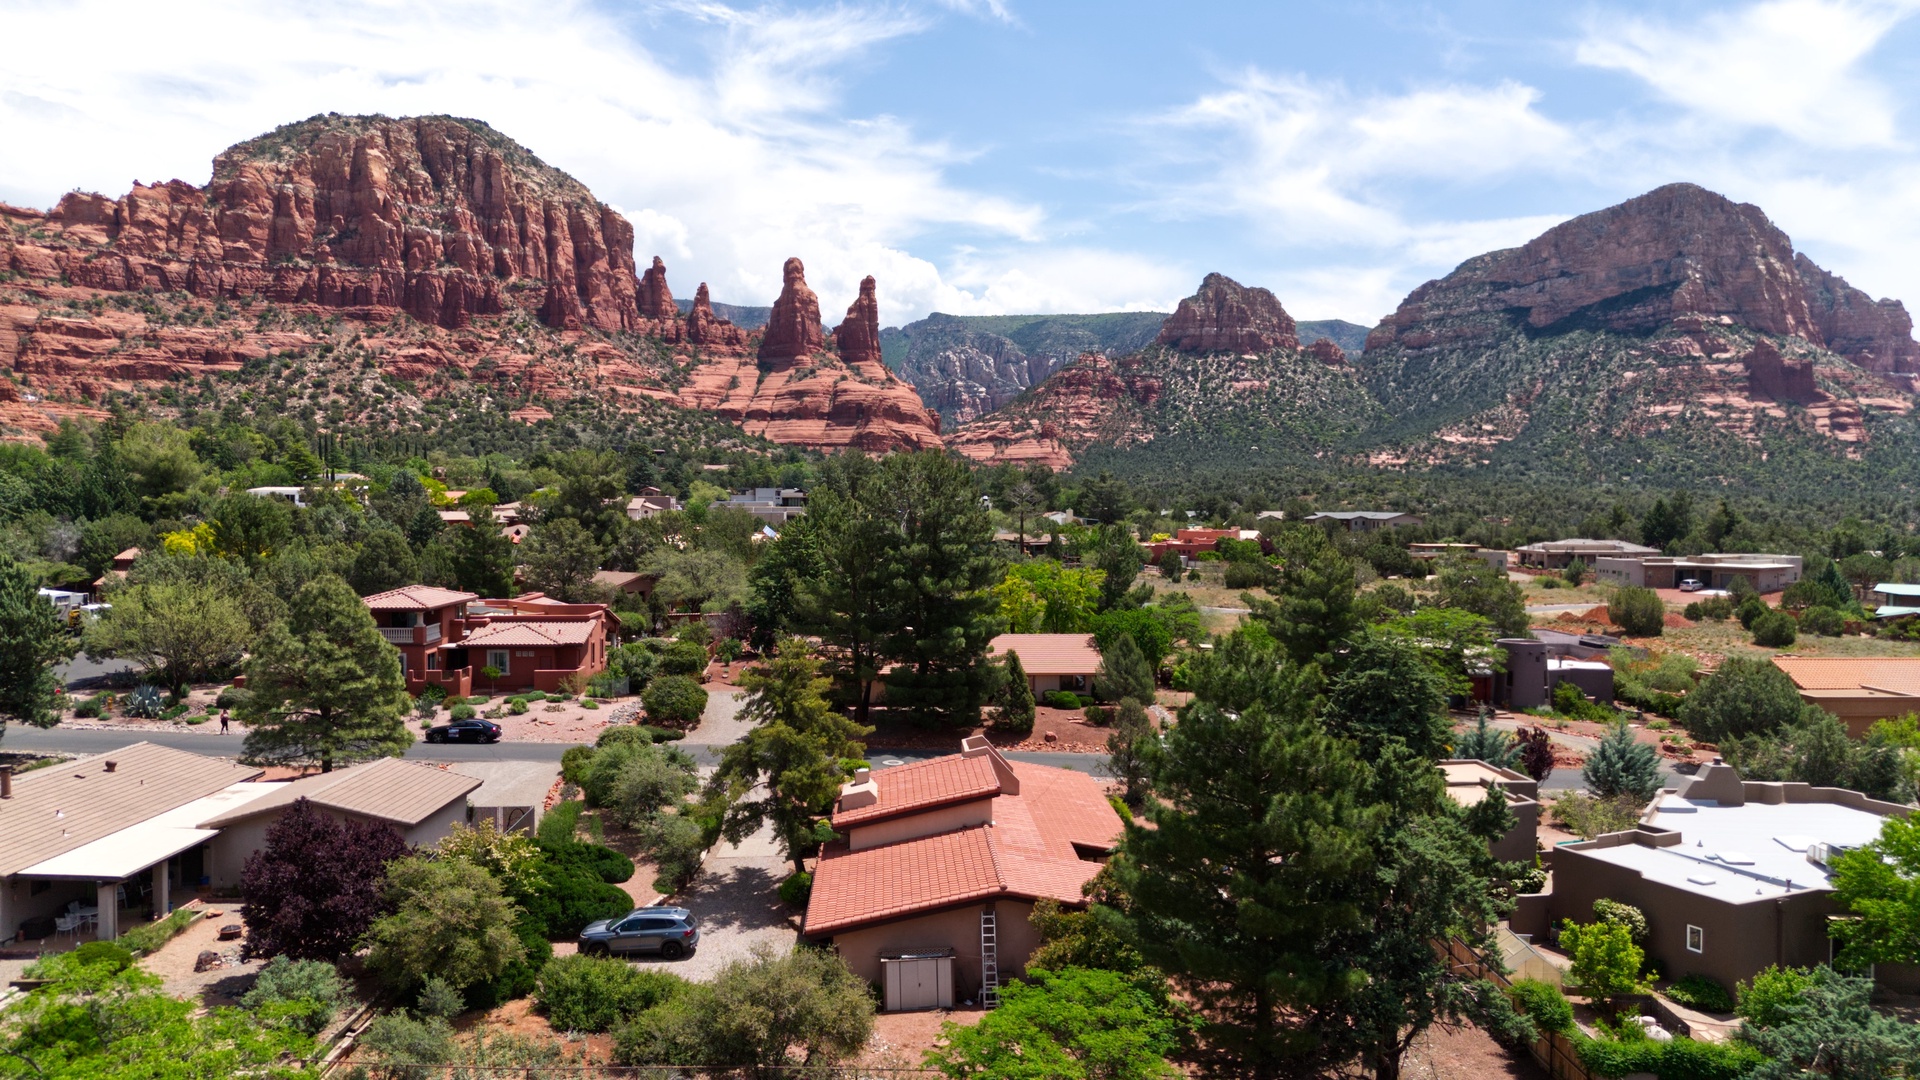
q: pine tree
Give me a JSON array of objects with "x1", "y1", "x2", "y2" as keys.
[
  {"x1": 1245, "y1": 526, "x2": 1359, "y2": 667},
  {"x1": 994, "y1": 650, "x2": 1035, "y2": 734},
  {"x1": 1582, "y1": 720, "x2": 1663, "y2": 802},
  {"x1": 1453, "y1": 709, "x2": 1519, "y2": 770},
  {"x1": 1097, "y1": 632, "x2": 1155, "y2": 705},
  {"x1": 239, "y1": 575, "x2": 414, "y2": 772},
  {"x1": 711, "y1": 638, "x2": 872, "y2": 873},
  {"x1": 1103, "y1": 697, "x2": 1153, "y2": 808},
  {"x1": 449, "y1": 522, "x2": 515, "y2": 598},
  {"x1": 0, "y1": 555, "x2": 78, "y2": 738}
]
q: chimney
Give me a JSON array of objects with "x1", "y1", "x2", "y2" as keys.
[
  {"x1": 1, "y1": 765, "x2": 12, "y2": 798},
  {"x1": 104, "y1": 760, "x2": 118, "y2": 774}
]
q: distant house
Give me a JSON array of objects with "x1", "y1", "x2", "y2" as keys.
[
  {"x1": 245, "y1": 485, "x2": 309, "y2": 508},
  {"x1": 626, "y1": 493, "x2": 681, "y2": 520},
  {"x1": 720, "y1": 488, "x2": 807, "y2": 526},
  {"x1": 362, "y1": 586, "x2": 616, "y2": 696},
  {"x1": 1491, "y1": 636, "x2": 1614, "y2": 710},
  {"x1": 1143, "y1": 528, "x2": 1262, "y2": 562},
  {"x1": 989, "y1": 634, "x2": 1102, "y2": 696},
  {"x1": 1596, "y1": 553, "x2": 1803, "y2": 593},
  {"x1": 1304, "y1": 511, "x2": 1422, "y2": 532},
  {"x1": 1770, "y1": 656, "x2": 1920, "y2": 737},
  {"x1": 1872, "y1": 582, "x2": 1920, "y2": 618},
  {"x1": 992, "y1": 531, "x2": 1054, "y2": 556},
  {"x1": 1514, "y1": 539, "x2": 1660, "y2": 570},
  {"x1": 92, "y1": 546, "x2": 140, "y2": 596},
  {"x1": 1516, "y1": 761, "x2": 1910, "y2": 992},
  {"x1": 803, "y1": 738, "x2": 1123, "y2": 1011},
  {"x1": 592, "y1": 569, "x2": 656, "y2": 600},
  {"x1": 1441, "y1": 760, "x2": 1539, "y2": 863}
]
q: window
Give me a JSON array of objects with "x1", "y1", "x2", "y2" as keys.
[
  {"x1": 427, "y1": 653, "x2": 439, "y2": 671},
  {"x1": 1065, "y1": 674, "x2": 1087, "y2": 691},
  {"x1": 1686, "y1": 924, "x2": 1704, "y2": 953},
  {"x1": 487, "y1": 650, "x2": 511, "y2": 672}
]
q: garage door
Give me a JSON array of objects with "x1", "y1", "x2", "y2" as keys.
[{"x1": 882, "y1": 954, "x2": 954, "y2": 1011}]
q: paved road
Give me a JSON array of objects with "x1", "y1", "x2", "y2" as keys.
[
  {"x1": 0, "y1": 724, "x2": 1111, "y2": 775},
  {"x1": 54, "y1": 653, "x2": 140, "y2": 688},
  {"x1": 1523, "y1": 602, "x2": 1606, "y2": 615}
]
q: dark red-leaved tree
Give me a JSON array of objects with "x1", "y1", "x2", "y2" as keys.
[
  {"x1": 1517, "y1": 725, "x2": 1556, "y2": 784},
  {"x1": 241, "y1": 798, "x2": 410, "y2": 961}
]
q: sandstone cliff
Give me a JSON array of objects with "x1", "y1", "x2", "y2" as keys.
[
  {"x1": 1155, "y1": 273, "x2": 1299, "y2": 354},
  {"x1": 885, "y1": 310, "x2": 1165, "y2": 425},
  {"x1": 1794, "y1": 253, "x2": 1920, "y2": 375}
]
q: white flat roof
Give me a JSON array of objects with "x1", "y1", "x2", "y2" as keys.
[
  {"x1": 17, "y1": 782, "x2": 282, "y2": 881},
  {"x1": 1577, "y1": 796, "x2": 1890, "y2": 905}
]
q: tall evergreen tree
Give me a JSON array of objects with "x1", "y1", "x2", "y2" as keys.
[
  {"x1": 0, "y1": 554, "x2": 77, "y2": 740},
  {"x1": 1244, "y1": 526, "x2": 1359, "y2": 668},
  {"x1": 710, "y1": 638, "x2": 872, "y2": 874},
  {"x1": 239, "y1": 575, "x2": 413, "y2": 772},
  {"x1": 1323, "y1": 632, "x2": 1453, "y2": 760},
  {"x1": 1098, "y1": 632, "x2": 1156, "y2": 705},
  {"x1": 993, "y1": 649, "x2": 1036, "y2": 734},
  {"x1": 448, "y1": 520, "x2": 515, "y2": 598},
  {"x1": 797, "y1": 454, "x2": 895, "y2": 727},
  {"x1": 871, "y1": 451, "x2": 1001, "y2": 727},
  {"x1": 1582, "y1": 720, "x2": 1663, "y2": 802}
]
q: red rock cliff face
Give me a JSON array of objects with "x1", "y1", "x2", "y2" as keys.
[
  {"x1": 28, "y1": 115, "x2": 644, "y2": 332},
  {"x1": 1155, "y1": 273, "x2": 1299, "y2": 354},
  {"x1": 1367, "y1": 184, "x2": 1820, "y2": 351},
  {"x1": 675, "y1": 260, "x2": 942, "y2": 452},
  {"x1": 948, "y1": 352, "x2": 1157, "y2": 468},
  {"x1": 1794, "y1": 253, "x2": 1920, "y2": 374},
  {"x1": 684, "y1": 283, "x2": 746, "y2": 348}
]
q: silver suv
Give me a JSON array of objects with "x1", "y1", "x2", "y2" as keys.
[{"x1": 578, "y1": 906, "x2": 700, "y2": 960}]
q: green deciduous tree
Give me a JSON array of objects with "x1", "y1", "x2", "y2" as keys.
[
  {"x1": 995, "y1": 560, "x2": 1105, "y2": 633},
  {"x1": 1434, "y1": 553, "x2": 1528, "y2": 636},
  {"x1": 1323, "y1": 632, "x2": 1452, "y2": 760},
  {"x1": 612, "y1": 945, "x2": 874, "y2": 1072},
  {"x1": 1560, "y1": 918, "x2": 1644, "y2": 1016},
  {"x1": 1582, "y1": 721, "x2": 1663, "y2": 802},
  {"x1": 84, "y1": 579, "x2": 250, "y2": 697},
  {"x1": 924, "y1": 966, "x2": 1186, "y2": 1080},
  {"x1": 1678, "y1": 656, "x2": 1824, "y2": 743},
  {"x1": 363, "y1": 855, "x2": 527, "y2": 996},
  {"x1": 520, "y1": 518, "x2": 605, "y2": 602},
  {"x1": 0, "y1": 554, "x2": 77, "y2": 738},
  {"x1": 1377, "y1": 608, "x2": 1501, "y2": 696},
  {"x1": 1830, "y1": 813, "x2": 1920, "y2": 967},
  {"x1": 238, "y1": 575, "x2": 413, "y2": 773},
  {"x1": 712, "y1": 639, "x2": 872, "y2": 874}
]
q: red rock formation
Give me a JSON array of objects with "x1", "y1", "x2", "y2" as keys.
[
  {"x1": 638, "y1": 256, "x2": 677, "y2": 322},
  {"x1": 948, "y1": 352, "x2": 1156, "y2": 467},
  {"x1": 758, "y1": 257, "x2": 824, "y2": 361},
  {"x1": 1795, "y1": 253, "x2": 1920, "y2": 374},
  {"x1": 1155, "y1": 273, "x2": 1299, "y2": 354},
  {"x1": 17, "y1": 116, "x2": 646, "y2": 333},
  {"x1": 1367, "y1": 183, "x2": 1817, "y2": 352},
  {"x1": 1744, "y1": 338, "x2": 1819, "y2": 403},
  {"x1": 1307, "y1": 337, "x2": 1347, "y2": 365},
  {"x1": 685, "y1": 283, "x2": 747, "y2": 348},
  {"x1": 833, "y1": 276, "x2": 884, "y2": 373}
]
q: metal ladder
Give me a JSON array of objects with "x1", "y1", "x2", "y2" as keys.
[{"x1": 980, "y1": 907, "x2": 1000, "y2": 1008}]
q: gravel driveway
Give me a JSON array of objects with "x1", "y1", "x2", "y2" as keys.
[
  {"x1": 685, "y1": 689, "x2": 749, "y2": 749},
  {"x1": 646, "y1": 815, "x2": 797, "y2": 982}
]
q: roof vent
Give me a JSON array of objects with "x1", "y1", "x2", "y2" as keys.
[
  {"x1": 104, "y1": 760, "x2": 118, "y2": 774},
  {"x1": 1709, "y1": 851, "x2": 1754, "y2": 865},
  {"x1": 0, "y1": 764, "x2": 12, "y2": 799}
]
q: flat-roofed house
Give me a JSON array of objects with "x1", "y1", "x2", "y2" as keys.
[
  {"x1": 1514, "y1": 539, "x2": 1661, "y2": 570},
  {"x1": 1440, "y1": 759, "x2": 1540, "y2": 863},
  {"x1": 1304, "y1": 510, "x2": 1422, "y2": 532},
  {"x1": 1872, "y1": 582, "x2": 1920, "y2": 618},
  {"x1": 0, "y1": 743, "x2": 265, "y2": 942},
  {"x1": 1519, "y1": 761, "x2": 1909, "y2": 991},
  {"x1": 1771, "y1": 656, "x2": 1920, "y2": 737},
  {"x1": 803, "y1": 738, "x2": 1123, "y2": 1011},
  {"x1": 1596, "y1": 553, "x2": 1803, "y2": 593},
  {"x1": 198, "y1": 758, "x2": 480, "y2": 886},
  {"x1": 988, "y1": 633, "x2": 1103, "y2": 697}
]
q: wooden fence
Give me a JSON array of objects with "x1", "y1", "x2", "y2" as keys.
[{"x1": 1445, "y1": 936, "x2": 1605, "y2": 1080}]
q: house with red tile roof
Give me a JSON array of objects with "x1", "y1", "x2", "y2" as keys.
[
  {"x1": 1771, "y1": 656, "x2": 1920, "y2": 737},
  {"x1": 803, "y1": 736, "x2": 1123, "y2": 1010},
  {"x1": 363, "y1": 588, "x2": 616, "y2": 696},
  {"x1": 988, "y1": 634, "x2": 1102, "y2": 696}
]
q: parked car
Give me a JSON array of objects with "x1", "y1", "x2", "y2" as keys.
[
  {"x1": 424, "y1": 719, "x2": 502, "y2": 744},
  {"x1": 1679, "y1": 578, "x2": 1705, "y2": 592},
  {"x1": 579, "y1": 906, "x2": 700, "y2": 959}
]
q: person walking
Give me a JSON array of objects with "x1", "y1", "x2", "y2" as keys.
[{"x1": 218, "y1": 709, "x2": 230, "y2": 734}]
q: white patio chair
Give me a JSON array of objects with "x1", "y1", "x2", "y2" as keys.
[{"x1": 53, "y1": 913, "x2": 80, "y2": 938}]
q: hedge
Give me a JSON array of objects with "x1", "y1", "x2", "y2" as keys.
[{"x1": 1574, "y1": 1034, "x2": 1764, "y2": 1080}]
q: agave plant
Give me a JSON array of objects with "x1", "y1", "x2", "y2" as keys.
[{"x1": 123, "y1": 684, "x2": 165, "y2": 719}]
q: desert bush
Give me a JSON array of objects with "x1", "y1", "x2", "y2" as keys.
[
  {"x1": 243, "y1": 956, "x2": 347, "y2": 1035},
  {"x1": 1798, "y1": 605, "x2": 1845, "y2": 637},
  {"x1": 1591, "y1": 898, "x2": 1649, "y2": 944},
  {"x1": 643, "y1": 675, "x2": 708, "y2": 728},
  {"x1": 1751, "y1": 609, "x2": 1798, "y2": 648},
  {"x1": 535, "y1": 953, "x2": 688, "y2": 1033},
  {"x1": 778, "y1": 871, "x2": 813, "y2": 908},
  {"x1": 1610, "y1": 586, "x2": 1665, "y2": 637}
]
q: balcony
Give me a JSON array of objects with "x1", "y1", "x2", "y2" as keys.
[{"x1": 379, "y1": 624, "x2": 444, "y2": 646}]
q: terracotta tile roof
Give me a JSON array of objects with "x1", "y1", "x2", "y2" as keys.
[
  {"x1": 830, "y1": 753, "x2": 1001, "y2": 828},
  {"x1": 805, "y1": 755, "x2": 1123, "y2": 937},
  {"x1": 200, "y1": 758, "x2": 481, "y2": 828},
  {"x1": 0, "y1": 743, "x2": 263, "y2": 877},
  {"x1": 988, "y1": 633, "x2": 1102, "y2": 676},
  {"x1": 1773, "y1": 657, "x2": 1920, "y2": 696},
  {"x1": 456, "y1": 620, "x2": 597, "y2": 648},
  {"x1": 363, "y1": 585, "x2": 479, "y2": 612}
]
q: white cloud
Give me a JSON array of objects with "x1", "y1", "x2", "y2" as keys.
[
  {"x1": 0, "y1": 0, "x2": 1077, "y2": 325},
  {"x1": 1576, "y1": 0, "x2": 1919, "y2": 148}
]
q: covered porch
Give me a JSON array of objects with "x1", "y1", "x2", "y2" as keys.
[{"x1": 6, "y1": 837, "x2": 207, "y2": 947}]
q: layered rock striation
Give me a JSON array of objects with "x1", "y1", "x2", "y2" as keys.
[
  {"x1": 1155, "y1": 273, "x2": 1299, "y2": 354},
  {"x1": 886, "y1": 311, "x2": 1166, "y2": 425}
]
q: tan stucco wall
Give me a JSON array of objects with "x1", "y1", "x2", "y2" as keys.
[
  {"x1": 826, "y1": 900, "x2": 1041, "y2": 1006},
  {"x1": 204, "y1": 799, "x2": 468, "y2": 890},
  {"x1": 849, "y1": 800, "x2": 994, "y2": 851}
]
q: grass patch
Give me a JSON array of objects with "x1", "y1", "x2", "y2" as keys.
[{"x1": 118, "y1": 907, "x2": 199, "y2": 955}]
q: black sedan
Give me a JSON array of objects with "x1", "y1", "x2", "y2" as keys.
[{"x1": 425, "y1": 719, "x2": 502, "y2": 744}]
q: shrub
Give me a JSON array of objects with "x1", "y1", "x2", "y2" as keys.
[
  {"x1": 215, "y1": 685, "x2": 249, "y2": 710},
  {"x1": 1508, "y1": 978, "x2": 1573, "y2": 1034},
  {"x1": 1583, "y1": 721, "x2": 1663, "y2": 802},
  {"x1": 418, "y1": 684, "x2": 449, "y2": 704},
  {"x1": 1751, "y1": 609, "x2": 1798, "y2": 647},
  {"x1": 243, "y1": 957, "x2": 347, "y2": 1035},
  {"x1": 656, "y1": 639, "x2": 709, "y2": 677},
  {"x1": 778, "y1": 871, "x2": 813, "y2": 908},
  {"x1": 72, "y1": 695, "x2": 104, "y2": 718},
  {"x1": 509, "y1": 698, "x2": 529, "y2": 715},
  {"x1": 1042, "y1": 690, "x2": 1085, "y2": 709},
  {"x1": 1735, "y1": 964, "x2": 1816, "y2": 1028},
  {"x1": 1553, "y1": 680, "x2": 1617, "y2": 722},
  {"x1": 1682, "y1": 601, "x2": 1702, "y2": 620},
  {"x1": 536, "y1": 953, "x2": 688, "y2": 1033},
  {"x1": 1539, "y1": 576, "x2": 1564, "y2": 590},
  {"x1": 642, "y1": 725, "x2": 686, "y2": 742},
  {"x1": 612, "y1": 946, "x2": 873, "y2": 1070},
  {"x1": 1611, "y1": 586, "x2": 1666, "y2": 637},
  {"x1": 363, "y1": 856, "x2": 527, "y2": 996},
  {"x1": 70, "y1": 940, "x2": 134, "y2": 972},
  {"x1": 642, "y1": 811, "x2": 710, "y2": 895},
  {"x1": 1592, "y1": 898, "x2": 1649, "y2": 943},
  {"x1": 1575, "y1": 1034, "x2": 1764, "y2": 1080},
  {"x1": 523, "y1": 690, "x2": 548, "y2": 702},
  {"x1": 537, "y1": 800, "x2": 584, "y2": 846},
  {"x1": 118, "y1": 906, "x2": 196, "y2": 953},
  {"x1": 598, "y1": 725, "x2": 649, "y2": 749},
  {"x1": 1663, "y1": 974, "x2": 1734, "y2": 1013},
  {"x1": 560, "y1": 746, "x2": 596, "y2": 787},
  {"x1": 515, "y1": 850, "x2": 635, "y2": 938},
  {"x1": 448, "y1": 703, "x2": 477, "y2": 721},
  {"x1": 124, "y1": 683, "x2": 165, "y2": 718},
  {"x1": 582, "y1": 699, "x2": 599, "y2": 710},
  {"x1": 1222, "y1": 561, "x2": 1272, "y2": 590},
  {"x1": 1561, "y1": 919, "x2": 1644, "y2": 1011},
  {"x1": 992, "y1": 650, "x2": 1035, "y2": 735},
  {"x1": 1798, "y1": 605, "x2": 1845, "y2": 636},
  {"x1": 359, "y1": 1011, "x2": 455, "y2": 1077},
  {"x1": 1736, "y1": 596, "x2": 1768, "y2": 629},
  {"x1": 1694, "y1": 595, "x2": 1734, "y2": 621},
  {"x1": 643, "y1": 675, "x2": 708, "y2": 728}
]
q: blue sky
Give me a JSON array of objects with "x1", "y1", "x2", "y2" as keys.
[{"x1": 5, "y1": 0, "x2": 1920, "y2": 328}]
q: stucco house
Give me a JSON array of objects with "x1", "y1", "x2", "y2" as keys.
[
  {"x1": 988, "y1": 634, "x2": 1103, "y2": 696},
  {"x1": 803, "y1": 738, "x2": 1123, "y2": 1010},
  {"x1": 1770, "y1": 656, "x2": 1920, "y2": 737},
  {"x1": 364, "y1": 587, "x2": 616, "y2": 696}
]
